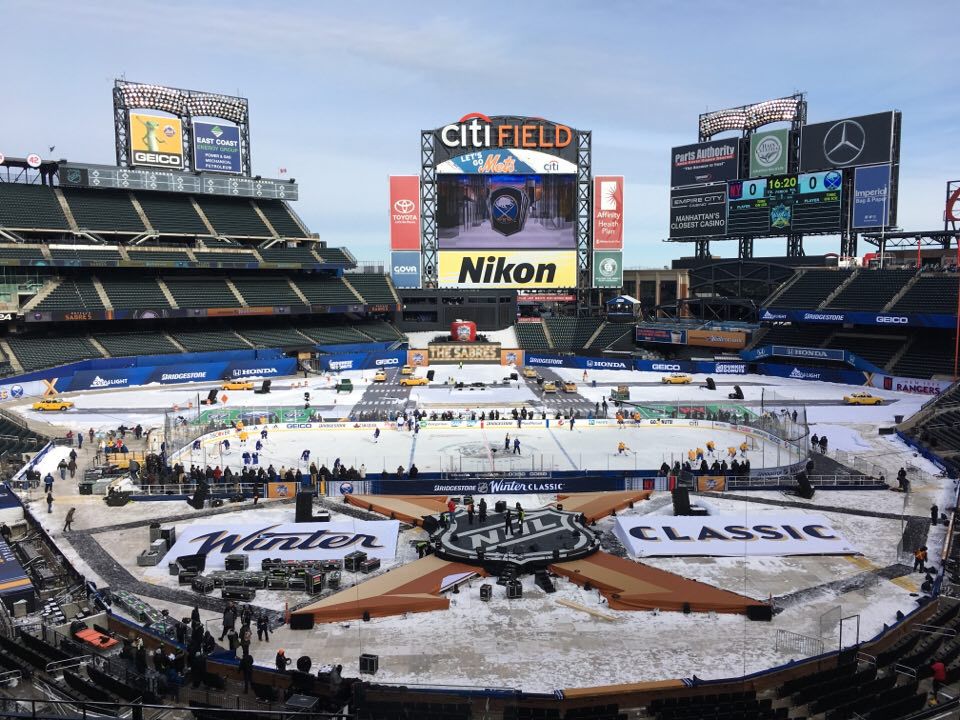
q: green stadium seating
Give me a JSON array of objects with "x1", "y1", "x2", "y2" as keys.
[
  {"x1": 162, "y1": 277, "x2": 240, "y2": 308},
  {"x1": 516, "y1": 321, "x2": 550, "y2": 351},
  {"x1": 238, "y1": 327, "x2": 312, "y2": 348},
  {"x1": 296, "y1": 325, "x2": 372, "y2": 345},
  {"x1": 294, "y1": 277, "x2": 359, "y2": 305},
  {"x1": 347, "y1": 274, "x2": 397, "y2": 303},
  {"x1": 313, "y1": 246, "x2": 353, "y2": 264},
  {"x1": 170, "y1": 329, "x2": 250, "y2": 352},
  {"x1": 230, "y1": 276, "x2": 305, "y2": 307},
  {"x1": 60, "y1": 189, "x2": 145, "y2": 233},
  {"x1": 6, "y1": 335, "x2": 101, "y2": 371},
  {"x1": 94, "y1": 333, "x2": 179, "y2": 357},
  {"x1": 195, "y1": 196, "x2": 271, "y2": 237},
  {"x1": 34, "y1": 278, "x2": 105, "y2": 312},
  {"x1": 258, "y1": 246, "x2": 320, "y2": 264},
  {"x1": 192, "y1": 250, "x2": 256, "y2": 265},
  {"x1": 136, "y1": 193, "x2": 208, "y2": 235},
  {"x1": 126, "y1": 249, "x2": 192, "y2": 264},
  {"x1": 98, "y1": 277, "x2": 172, "y2": 310},
  {"x1": 0, "y1": 245, "x2": 45, "y2": 261},
  {"x1": 255, "y1": 200, "x2": 307, "y2": 237},
  {"x1": 0, "y1": 184, "x2": 69, "y2": 230},
  {"x1": 357, "y1": 321, "x2": 405, "y2": 342},
  {"x1": 49, "y1": 247, "x2": 122, "y2": 265}
]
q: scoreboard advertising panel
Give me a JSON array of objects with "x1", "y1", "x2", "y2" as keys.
[
  {"x1": 852, "y1": 164, "x2": 892, "y2": 228},
  {"x1": 800, "y1": 112, "x2": 896, "y2": 172},
  {"x1": 670, "y1": 139, "x2": 740, "y2": 188},
  {"x1": 193, "y1": 121, "x2": 242, "y2": 174},
  {"x1": 389, "y1": 176, "x2": 421, "y2": 251},
  {"x1": 669, "y1": 184, "x2": 728, "y2": 238},
  {"x1": 726, "y1": 171, "x2": 843, "y2": 235},
  {"x1": 129, "y1": 112, "x2": 183, "y2": 169}
]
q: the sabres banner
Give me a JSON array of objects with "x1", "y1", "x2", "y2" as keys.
[{"x1": 615, "y1": 514, "x2": 856, "y2": 558}]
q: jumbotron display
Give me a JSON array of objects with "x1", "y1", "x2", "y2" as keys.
[{"x1": 726, "y1": 171, "x2": 843, "y2": 235}]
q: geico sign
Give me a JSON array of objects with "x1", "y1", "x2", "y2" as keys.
[
  {"x1": 393, "y1": 266, "x2": 418, "y2": 274},
  {"x1": 651, "y1": 363, "x2": 681, "y2": 371},
  {"x1": 876, "y1": 316, "x2": 908, "y2": 324},
  {"x1": 133, "y1": 151, "x2": 182, "y2": 167},
  {"x1": 375, "y1": 358, "x2": 399, "y2": 366},
  {"x1": 440, "y1": 113, "x2": 572, "y2": 151}
]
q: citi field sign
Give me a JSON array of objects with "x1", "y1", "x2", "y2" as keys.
[{"x1": 434, "y1": 114, "x2": 577, "y2": 163}]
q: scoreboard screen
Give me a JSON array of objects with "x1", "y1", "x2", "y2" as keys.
[{"x1": 726, "y1": 170, "x2": 842, "y2": 235}]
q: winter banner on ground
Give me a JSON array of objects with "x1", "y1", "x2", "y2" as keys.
[
  {"x1": 614, "y1": 514, "x2": 856, "y2": 557},
  {"x1": 163, "y1": 520, "x2": 399, "y2": 568}
]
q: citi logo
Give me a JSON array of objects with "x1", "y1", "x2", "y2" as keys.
[
  {"x1": 876, "y1": 316, "x2": 908, "y2": 324},
  {"x1": 652, "y1": 363, "x2": 681, "y2": 371}
]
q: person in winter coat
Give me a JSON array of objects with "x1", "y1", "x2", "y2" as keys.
[
  {"x1": 44, "y1": 472, "x2": 54, "y2": 493},
  {"x1": 256, "y1": 612, "x2": 270, "y2": 642},
  {"x1": 63, "y1": 507, "x2": 76, "y2": 532},
  {"x1": 275, "y1": 649, "x2": 291, "y2": 672},
  {"x1": 240, "y1": 652, "x2": 254, "y2": 693},
  {"x1": 930, "y1": 658, "x2": 947, "y2": 701},
  {"x1": 46, "y1": 491, "x2": 54, "y2": 514}
]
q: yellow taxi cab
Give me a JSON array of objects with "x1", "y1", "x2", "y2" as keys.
[
  {"x1": 400, "y1": 365, "x2": 415, "y2": 375},
  {"x1": 661, "y1": 373, "x2": 693, "y2": 385},
  {"x1": 522, "y1": 367, "x2": 539, "y2": 378},
  {"x1": 399, "y1": 376, "x2": 429, "y2": 387},
  {"x1": 33, "y1": 398, "x2": 73, "y2": 411},
  {"x1": 562, "y1": 381, "x2": 577, "y2": 393},
  {"x1": 221, "y1": 380, "x2": 254, "y2": 391},
  {"x1": 542, "y1": 381, "x2": 558, "y2": 393},
  {"x1": 844, "y1": 391, "x2": 883, "y2": 406},
  {"x1": 373, "y1": 369, "x2": 387, "y2": 382}
]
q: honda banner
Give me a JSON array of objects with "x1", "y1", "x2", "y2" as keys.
[
  {"x1": 615, "y1": 514, "x2": 856, "y2": 558},
  {"x1": 389, "y1": 176, "x2": 421, "y2": 250},
  {"x1": 593, "y1": 176, "x2": 624, "y2": 249}
]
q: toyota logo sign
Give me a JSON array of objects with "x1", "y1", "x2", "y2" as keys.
[{"x1": 394, "y1": 199, "x2": 415, "y2": 214}]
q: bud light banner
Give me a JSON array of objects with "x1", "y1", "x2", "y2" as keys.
[
  {"x1": 193, "y1": 121, "x2": 243, "y2": 174},
  {"x1": 156, "y1": 520, "x2": 400, "y2": 570},
  {"x1": 852, "y1": 164, "x2": 891, "y2": 228},
  {"x1": 390, "y1": 251, "x2": 422, "y2": 289},
  {"x1": 390, "y1": 176, "x2": 421, "y2": 250}
]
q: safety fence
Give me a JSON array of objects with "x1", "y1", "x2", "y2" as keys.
[{"x1": 774, "y1": 629, "x2": 824, "y2": 658}]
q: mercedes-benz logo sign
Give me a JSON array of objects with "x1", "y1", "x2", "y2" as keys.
[
  {"x1": 823, "y1": 120, "x2": 866, "y2": 166},
  {"x1": 394, "y1": 199, "x2": 415, "y2": 214}
]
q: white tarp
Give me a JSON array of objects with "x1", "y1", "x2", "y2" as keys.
[
  {"x1": 163, "y1": 520, "x2": 399, "y2": 569},
  {"x1": 614, "y1": 513, "x2": 856, "y2": 558}
]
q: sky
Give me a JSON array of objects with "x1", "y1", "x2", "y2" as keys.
[{"x1": 3, "y1": 0, "x2": 957, "y2": 268}]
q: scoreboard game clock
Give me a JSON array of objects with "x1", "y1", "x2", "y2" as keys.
[{"x1": 726, "y1": 170, "x2": 842, "y2": 235}]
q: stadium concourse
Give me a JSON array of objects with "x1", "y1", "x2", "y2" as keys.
[{"x1": 3, "y1": 362, "x2": 955, "y2": 697}]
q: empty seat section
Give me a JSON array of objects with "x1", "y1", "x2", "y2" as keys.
[
  {"x1": 163, "y1": 277, "x2": 239, "y2": 308},
  {"x1": 49, "y1": 247, "x2": 122, "y2": 265},
  {"x1": 192, "y1": 250, "x2": 256, "y2": 265},
  {"x1": 34, "y1": 278, "x2": 105, "y2": 312},
  {"x1": 126, "y1": 249, "x2": 192, "y2": 263},
  {"x1": 60, "y1": 189, "x2": 144, "y2": 232},
  {"x1": 590, "y1": 323, "x2": 634, "y2": 350},
  {"x1": 892, "y1": 330, "x2": 956, "y2": 378},
  {"x1": 0, "y1": 245, "x2": 45, "y2": 261},
  {"x1": 347, "y1": 274, "x2": 398, "y2": 303},
  {"x1": 356, "y1": 321, "x2": 405, "y2": 342},
  {"x1": 136, "y1": 193, "x2": 208, "y2": 235},
  {"x1": 827, "y1": 269, "x2": 915, "y2": 310},
  {"x1": 230, "y1": 276, "x2": 305, "y2": 306},
  {"x1": 756, "y1": 324, "x2": 834, "y2": 348},
  {"x1": 768, "y1": 270, "x2": 851, "y2": 309},
  {"x1": 297, "y1": 325, "x2": 371, "y2": 344},
  {"x1": 893, "y1": 275, "x2": 959, "y2": 314},
  {"x1": 825, "y1": 334, "x2": 903, "y2": 368},
  {"x1": 258, "y1": 246, "x2": 318, "y2": 264},
  {"x1": 7, "y1": 335, "x2": 100, "y2": 371},
  {"x1": 516, "y1": 321, "x2": 550, "y2": 351},
  {"x1": 547, "y1": 318, "x2": 601, "y2": 351},
  {"x1": 95, "y1": 332, "x2": 179, "y2": 357},
  {"x1": 0, "y1": 184, "x2": 69, "y2": 230},
  {"x1": 255, "y1": 200, "x2": 307, "y2": 237},
  {"x1": 239, "y1": 327, "x2": 311, "y2": 347},
  {"x1": 314, "y1": 246, "x2": 353, "y2": 264},
  {"x1": 171, "y1": 329, "x2": 249, "y2": 352},
  {"x1": 295, "y1": 277, "x2": 358, "y2": 305},
  {"x1": 195, "y1": 196, "x2": 270, "y2": 237},
  {"x1": 99, "y1": 277, "x2": 171, "y2": 309}
]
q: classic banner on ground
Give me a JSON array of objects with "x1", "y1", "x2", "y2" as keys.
[{"x1": 614, "y1": 514, "x2": 856, "y2": 557}]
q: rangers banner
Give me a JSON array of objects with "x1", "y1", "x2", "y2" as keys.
[
  {"x1": 614, "y1": 514, "x2": 856, "y2": 557},
  {"x1": 160, "y1": 520, "x2": 400, "y2": 569},
  {"x1": 389, "y1": 176, "x2": 421, "y2": 250},
  {"x1": 593, "y1": 176, "x2": 624, "y2": 249}
]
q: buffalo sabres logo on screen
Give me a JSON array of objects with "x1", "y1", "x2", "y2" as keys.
[{"x1": 488, "y1": 186, "x2": 528, "y2": 237}]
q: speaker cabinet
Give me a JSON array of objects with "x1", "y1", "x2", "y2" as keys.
[
  {"x1": 289, "y1": 613, "x2": 315, "y2": 630},
  {"x1": 672, "y1": 487, "x2": 692, "y2": 516},
  {"x1": 796, "y1": 472, "x2": 815, "y2": 500},
  {"x1": 295, "y1": 492, "x2": 314, "y2": 523},
  {"x1": 359, "y1": 653, "x2": 379, "y2": 674},
  {"x1": 747, "y1": 604, "x2": 774, "y2": 621}
]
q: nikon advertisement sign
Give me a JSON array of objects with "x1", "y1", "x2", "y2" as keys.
[
  {"x1": 438, "y1": 250, "x2": 576, "y2": 289},
  {"x1": 428, "y1": 342, "x2": 502, "y2": 363}
]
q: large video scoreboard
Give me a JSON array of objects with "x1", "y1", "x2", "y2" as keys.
[{"x1": 726, "y1": 170, "x2": 843, "y2": 235}]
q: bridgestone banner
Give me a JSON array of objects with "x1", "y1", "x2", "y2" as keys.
[
  {"x1": 161, "y1": 520, "x2": 400, "y2": 570},
  {"x1": 614, "y1": 514, "x2": 856, "y2": 557}
]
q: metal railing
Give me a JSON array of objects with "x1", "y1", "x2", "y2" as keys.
[
  {"x1": 723, "y1": 474, "x2": 884, "y2": 489},
  {"x1": 44, "y1": 655, "x2": 92, "y2": 674},
  {"x1": 130, "y1": 481, "x2": 261, "y2": 496},
  {"x1": 775, "y1": 628, "x2": 824, "y2": 657},
  {"x1": 0, "y1": 696, "x2": 352, "y2": 719}
]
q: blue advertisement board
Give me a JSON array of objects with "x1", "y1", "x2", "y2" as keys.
[
  {"x1": 390, "y1": 251, "x2": 422, "y2": 289},
  {"x1": 758, "y1": 308, "x2": 955, "y2": 330},
  {"x1": 853, "y1": 164, "x2": 891, "y2": 228},
  {"x1": 193, "y1": 121, "x2": 243, "y2": 174}
]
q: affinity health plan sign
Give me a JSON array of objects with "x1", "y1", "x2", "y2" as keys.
[{"x1": 614, "y1": 514, "x2": 856, "y2": 558}]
